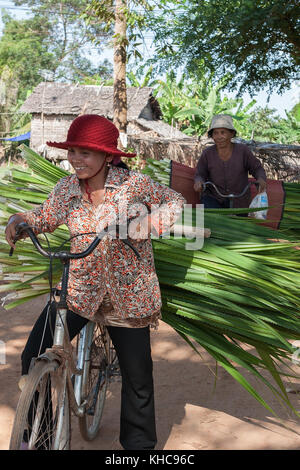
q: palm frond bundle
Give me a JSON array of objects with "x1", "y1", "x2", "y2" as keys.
[
  {"x1": 280, "y1": 182, "x2": 300, "y2": 237},
  {"x1": 0, "y1": 147, "x2": 300, "y2": 416}
]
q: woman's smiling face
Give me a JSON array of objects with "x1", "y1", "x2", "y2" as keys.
[{"x1": 67, "y1": 147, "x2": 112, "y2": 179}]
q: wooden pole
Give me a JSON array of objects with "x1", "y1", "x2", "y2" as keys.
[{"x1": 113, "y1": 0, "x2": 127, "y2": 148}]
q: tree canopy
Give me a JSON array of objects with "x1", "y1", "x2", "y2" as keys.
[
  {"x1": 3, "y1": 0, "x2": 112, "y2": 88},
  {"x1": 0, "y1": 1, "x2": 113, "y2": 138},
  {"x1": 148, "y1": 0, "x2": 300, "y2": 95},
  {"x1": 0, "y1": 12, "x2": 54, "y2": 99}
]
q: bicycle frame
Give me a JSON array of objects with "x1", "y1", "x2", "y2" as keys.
[
  {"x1": 74, "y1": 322, "x2": 94, "y2": 407},
  {"x1": 30, "y1": 257, "x2": 86, "y2": 418},
  {"x1": 53, "y1": 261, "x2": 70, "y2": 348},
  {"x1": 37, "y1": 313, "x2": 87, "y2": 418}
]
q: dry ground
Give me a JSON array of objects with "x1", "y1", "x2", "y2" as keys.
[{"x1": 1, "y1": 295, "x2": 300, "y2": 450}]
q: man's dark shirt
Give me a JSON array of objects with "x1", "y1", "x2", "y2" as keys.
[{"x1": 194, "y1": 143, "x2": 266, "y2": 208}]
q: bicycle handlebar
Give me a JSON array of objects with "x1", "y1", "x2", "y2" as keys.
[
  {"x1": 202, "y1": 181, "x2": 258, "y2": 199},
  {"x1": 9, "y1": 221, "x2": 141, "y2": 260}
]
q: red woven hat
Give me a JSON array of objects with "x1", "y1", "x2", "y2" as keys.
[{"x1": 46, "y1": 114, "x2": 136, "y2": 158}]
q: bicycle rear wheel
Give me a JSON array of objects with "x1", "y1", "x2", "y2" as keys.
[
  {"x1": 9, "y1": 360, "x2": 70, "y2": 450},
  {"x1": 78, "y1": 324, "x2": 115, "y2": 441}
]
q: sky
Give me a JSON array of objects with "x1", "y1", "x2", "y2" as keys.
[
  {"x1": 0, "y1": 1, "x2": 299, "y2": 118},
  {"x1": 224, "y1": 84, "x2": 299, "y2": 119}
]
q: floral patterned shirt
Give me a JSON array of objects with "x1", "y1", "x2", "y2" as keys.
[{"x1": 22, "y1": 166, "x2": 185, "y2": 325}]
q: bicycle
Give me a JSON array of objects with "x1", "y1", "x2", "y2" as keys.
[
  {"x1": 202, "y1": 181, "x2": 259, "y2": 209},
  {"x1": 8, "y1": 221, "x2": 140, "y2": 450}
]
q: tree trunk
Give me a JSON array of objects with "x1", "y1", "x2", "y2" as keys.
[{"x1": 113, "y1": 0, "x2": 127, "y2": 147}]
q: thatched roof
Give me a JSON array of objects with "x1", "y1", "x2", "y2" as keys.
[
  {"x1": 20, "y1": 82, "x2": 162, "y2": 120},
  {"x1": 129, "y1": 118, "x2": 190, "y2": 139}
]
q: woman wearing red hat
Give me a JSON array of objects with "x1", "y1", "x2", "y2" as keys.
[{"x1": 5, "y1": 114, "x2": 185, "y2": 450}]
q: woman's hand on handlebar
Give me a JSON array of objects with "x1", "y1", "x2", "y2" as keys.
[
  {"x1": 5, "y1": 214, "x2": 27, "y2": 248},
  {"x1": 193, "y1": 181, "x2": 203, "y2": 193}
]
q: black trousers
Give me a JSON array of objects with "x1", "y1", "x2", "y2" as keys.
[{"x1": 21, "y1": 301, "x2": 157, "y2": 450}]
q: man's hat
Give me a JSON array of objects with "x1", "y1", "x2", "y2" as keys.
[{"x1": 208, "y1": 114, "x2": 237, "y2": 137}]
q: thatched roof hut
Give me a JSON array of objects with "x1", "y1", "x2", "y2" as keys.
[
  {"x1": 20, "y1": 82, "x2": 188, "y2": 162},
  {"x1": 21, "y1": 82, "x2": 163, "y2": 120}
]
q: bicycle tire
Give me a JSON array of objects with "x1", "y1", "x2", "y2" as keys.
[
  {"x1": 78, "y1": 325, "x2": 113, "y2": 441},
  {"x1": 9, "y1": 359, "x2": 71, "y2": 450}
]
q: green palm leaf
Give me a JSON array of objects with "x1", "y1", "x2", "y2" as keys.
[{"x1": 0, "y1": 146, "x2": 300, "y2": 417}]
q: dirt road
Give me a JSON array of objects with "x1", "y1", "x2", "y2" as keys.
[{"x1": 1, "y1": 295, "x2": 300, "y2": 450}]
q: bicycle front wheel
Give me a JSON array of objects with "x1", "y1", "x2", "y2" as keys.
[
  {"x1": 78, "y1": 324, "x2": 114, "y2": 441},
  {"x1": 9, "y1": 360, "x2": 70, "y2": 450}
]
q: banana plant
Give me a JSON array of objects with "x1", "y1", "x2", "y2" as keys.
[
  {"x1": 242, "y1": 107, "x2": 300, "y2": 143},
  {"x1": 128, "y1": 68, "x2": 299, "y2": 143},
  {"x1": 149, "y1": 72, "x2": 257, "y2": 137},
  {"x1": 127, "y1": 65, "x2": 157, "y2": 88}
]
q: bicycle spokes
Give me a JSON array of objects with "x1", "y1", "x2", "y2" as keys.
[{"x1": 22, "y1": 369, "x2": 69, "y2": 450}]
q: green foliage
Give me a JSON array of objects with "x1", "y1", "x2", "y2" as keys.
[
  {"x1": 147, "y1": 0, "x2": 300, "y2": 95},
  {"x1": 0, "y1": 2, "x2": 113, "y2": 149},
  {"x1": 0, "y1": 65, "x2": 31, "y2": 156},
  {"x1": 87, "y1": 0, "x2": 154, "y2": 61},
  {"x1": 236, "y1": 106, "x2": 300, "y2": 144},
  {"x1": 127, "y1": 65, "x2": 157, "y2": 88},
  {"x1": 127, "y1": 68, "x2": 300, "y2": 143},
  {"x1": 78, "y1": 63, "x2": 113, "y2": 86},
  {"x1": 153, "y1": 72, "x2": 259, "y2": 137},
  {"x1": 291, "y1": 103, "x2": 300, "y2": 122},
  {"x1": 83, "y1": 0, "x2": 115, "y2": 33},
  {"x1": 0, "y1": 12, "x2": 54, "y2": 100},
  {"x1": 6, "y1": 1, "x2": 112, "y2": 85}
]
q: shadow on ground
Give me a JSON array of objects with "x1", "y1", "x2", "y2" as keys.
[{"x1": 1, "y1": 296, "x2": 300, "y2": 450}]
